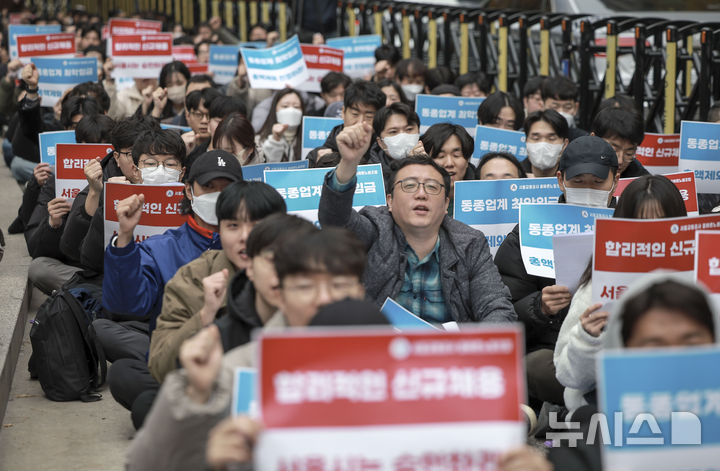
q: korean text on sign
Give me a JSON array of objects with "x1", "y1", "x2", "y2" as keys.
[
  {"x1": 8, "y1": 24, "x2": 61, "y2": 59},
  {"x1": 636, "y1": 133, "x2": 680, "y2": 174},
  {"x1": 297, "y1": 44, "x2": 344, "y2": 93},
  {"x1": 300, "y1": 116, "x2": 343, "y2": 159},
  {"x1": 472, "y1": 125, "x2": 527, "y2": 166},
  {"x1": 34, "y1": 57, "x2": 98, "y2": 107},
  {"x1": 678, "y1": 120, "x2": 720, "y2": 193},
  {"x1": 415, "y1": 94, "x2": 485, "y2": 134},
  {"x1": 256, "y1": 327, "x2": 526, "y2": 471},
  {"x1": 109, "y1": 33, "x2": 173, "y2": 79},
  {"x1": 326, "y1": 35, "x2": 381, "y2": 78},
  {"x1": 240, "y1": 35, "x2": 308, "y2": 90},
  {"x1": 16, "y1": 33, "x2": 75, "y2": 58},
  {"x1": 55, "y1": 143, "x2": 113, "y2": 203}
]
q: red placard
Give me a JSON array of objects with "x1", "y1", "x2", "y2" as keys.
[
  {"x1": 186, "y1": 62, "x2": 209, "y2": 75},
  {"x1": 55, "y1": 143, "x2": 113, "y2": 180},
  {"x1": 300, "y1": 44, "x2": 344, "y2": 72},
  {"x1": 695, "y1": 231, "x2": 720, "y2": 294},
  {"x1": 594, "y1": 215, "x2": 720, "y2": 274},
  {"x1": 16, "y1": 33, "x2": 75, "y2": 58},
  {"x1": 108, "y1": 18, "x2": 163, "y2": 35},
  {"x1": 636, "y1": 133, "x2": 680, "y2": 167},
  {"x1": 110, "y1": 34, "x2": 173, "y2": 57},
  {"x1": 172, "y1": 45, "x2": 197, "y2": 62},
  {"x1": 104, "y1": 182, "x2": 186, "y2": 228},
  {"x1": 614, "y1": 171, "x2": 698, "y2": 214},
  {"x1": 259, "y1": 327, "x2": 525, "y2": 429}
]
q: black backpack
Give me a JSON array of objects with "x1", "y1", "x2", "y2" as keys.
[{"x1": 28, "y1": 274, "x2": 107, "y2": 402}]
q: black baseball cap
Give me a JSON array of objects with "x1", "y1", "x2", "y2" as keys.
[
  {"x1": 558, "y1": 136, "x2": 618, "y2": 179},
  {"x1": 187, "y1": 150, "x2": 244, "y2": 185}
]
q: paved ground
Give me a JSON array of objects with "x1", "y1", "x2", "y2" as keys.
[{"x1": 0, "y1": 158, "x2": 133, "y2": 470}]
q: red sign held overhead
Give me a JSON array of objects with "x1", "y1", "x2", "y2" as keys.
[
  {"x1": 297, "y1": 44, "x2": 344, "y2": 93},
  {"x1": 55, "y1": 143, "x2": 113, "y2": 202},
  {"x1": 107, "y1": 18, "x2": 163, "y2": 36},
  {"x1": 636, "y1": 133, "x2": 680, "y2": 170},
  {"x1": 695, "y1": 231, "x2": 720, "y2": 295},
  {"x1": 614, "y1": 171, "x2": 698, "y2": 214},
  {"x1": 110, "y1": 34, "x2": 173, "y2": 57},
  {"x1": 16, "y1": 33, "x2": 75, "y2": 58}
]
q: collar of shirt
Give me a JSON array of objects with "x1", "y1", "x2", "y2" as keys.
[
  {"x1": 405, "y1": 237, "x2": 441, "y2": 267},
  {"x1": 187, "y1": 214, "x2": 216, "y2": 239}
]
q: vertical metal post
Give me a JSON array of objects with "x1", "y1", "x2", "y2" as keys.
[
  {"x1": 578, "y1": 20, "x2": 593, "y2": 130},
  {"x1": 199, "y1": 0, "x2": 208, "y2": 22},
  {"x1": 402, "y1": 8, "x2": 411, "y2": 58},
  {"x1": 278, "y1": 1, "x2": 287, "y2": 41},
  {"x1": 664, "y1": 26, "x2": 678, "y2": 134},
  {"x1": 348, "y1": 3, "x2": 356, "y2": 36},
  {"x1": 498, "y1": 14, "x2": 508, "y2": 92},
  {"x1": 212, "y1": 0, "x2": 220, "y2": 19},
  {"x1": 699, "y1": 28, "x2": 712, "y2": 121},
  {"x1": 428, "y1": 12, "x2": 437, "y2": 68},
  {"x1": 261, "y1": 1, "x2": 270, "y2": 24},
  {"x1": 605, "y1": 20, "x2": 618, "y2": 99},
  {"x1": 460, "y1": 13, "x2": 469, "y2": 74},
  {"x1": 540, "y1": 16, "x2": 550, "y2": 76},
  {"x1": 414, "y1": 9, "x2": 423, "y2": 59},
  {"x1": 561, "y1": 17, "x2": 572, "y2": 76},
  {"x1": 518, "y1": 15, "x2": 528, "y2": 93},
  {"x1": 633, "y1": 24, "x2": 646, "y2": 115},
  {"x1": 374, "y1": 5, "x2": 383, "y2": 40},
  {"x1": 225, "y1": 0, "x2": 234, "y2": 29},
  {"x1": 239, "y1": 1, "x2": 248, "y2": 41},
  {"x1": 685, "y1": 33, "x2": 694, "y2": 98},
  {"x1": 477, "y1": 13, "x2": 487, "y2": 71},
  {"x1": 175, "y1": 0, "x2": 182, "y2": 24},
  {"x1": 250, "y1": 0, "x2": 258, "y2": 26}
]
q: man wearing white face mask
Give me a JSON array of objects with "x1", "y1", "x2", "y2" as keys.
[
  {"x1": 522, "y1": 110, "x2": 570, "y2": 178},
  {"x1": 494, "y1": 136, "x2": 618, "y2": 411},
  {"x1": 372, "y1": 103, "x2": 422, "y2": 169}
]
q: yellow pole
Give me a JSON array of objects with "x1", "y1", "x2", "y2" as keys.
[
  {"x1": 460, "y1": 14, "x2": 469, "y2": 74},
  {"x1": 664, "y1": 28, "x2": 677, "y2": 134},
  {"x1": 348, "y1": 5, "x2": 356, "y2": 36},
  {"x1": 239, "y1": 1, "x2": 248, "y2": 41},
  {"x1": 540, "y1": 18, "x2": 550, "y2": 76},
  {"x1": 250, "y1": 0, "x2": 258, "y2": 25},
  {"x1": 175, "y1": 0, "x2": 182, "y2": 24},
  {"x1": 428, "y1": 14, "x2": 437, "y2": 68},
  {"x1": 605, "y1": 22, "x2": 617, "y2": 99},
  {"x1": 685, "y1": 34, "x2": 693, "y2": 97},
  {"x1": 278, "y1": 2, "x2": 287, "y2": 41},
  {"x1": 167, "y1": 0, "x2": 173, "y2": 16},
  {"x1": 225, "y1": 0, "x2": 234, "y2": 29},
  {"x1": 374, "y1": 10, "x2": 383, "y2": 40},
  {"x1": 183, "y1": 0, "x2": 193, "y2": 30},
  {"x1": 200, "y1": 0, "x2": 208, "y2": 22},
  {"x1": 212, "y1": 0, "x2": 220, "y2": 19},
  {"x1": 402, "y1": 10, "x2": 410, "y2": 59},
  {"x1": 498, "y1": 16, "x2": 508, "y2": 92},
  {"x1": 261, "y1": 1, "x2": 270, "y2": 24}
]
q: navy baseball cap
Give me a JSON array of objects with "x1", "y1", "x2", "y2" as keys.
[{"x1": 558, "y1": 136, "x2": 618, "y2": 179}]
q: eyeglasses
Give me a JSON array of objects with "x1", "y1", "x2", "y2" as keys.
[
  {"x1": 117, "y1": 150, "x2": 133, "y2": 158},
  {"x1": 393, "y1": 178, "x2": 445, "y2": 196},
  {"x1": 282, "y1": 279, "x2": 361, "y2": 302},
  {"x1": 138, "y1": 157, "x2": 181, "y2": 170},
  {"x1": 189, "y1": 110, "x2": 210, "y2": 120}
]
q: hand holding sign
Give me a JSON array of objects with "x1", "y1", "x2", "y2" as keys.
[
  {"x1": 33, "y1": 163, "x2": 52, "y2": 186},
  {"x1": 84, "y1": 158, "x2": 104, "y2": 193},
  {"x1": 336, "y1": 121, "x2": 372, "y2": 184},
  {"x1": 179, "y1": 324, "x2": 224, "y2": 404},
  {"x1": 116, "y1": 193, "x2": 144, "y2": 248},
  {"x1": 48, "y1": 197, "x2": 71, "y2": 229},
  {"x1": 200, "y1": 269, "x2": 230, "y2": 326},
  {"x1": 21, "y1": 63, "x2": 38, "y2": 89},
  {"x1": 580, "y1": 303, "x2": 609, "y2": 337},
  {"x1": 206, "y1": 416, "x2": 261, "y2": 469},
  {"x1": 540, "y1": 285, "x2": 572, "y2": 316}
]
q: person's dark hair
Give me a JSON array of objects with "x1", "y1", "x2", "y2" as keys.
[
  {"x1": 541, "y1": 75, "x2": 577, "y2": 102},
  {"x1": 185, "y1": 87, "x2": 222, "y2": 112},
  {"x1": 709, "y1": 103, "x2": 720, "y2": 123},
  {"x1": 212, "y1": 113, "x2": 257, "y2": 165},
  {"x1": 431, "y1": 84, "x2": 460, "y2": 96},
  {"x1": 524, "y1": 109, "x2": 570, "y2": 140},
  {"x1": 614, "y1": 175, "x2": 687, "y2": 219},
  {"x1": 620, "y1": 280, "x2": 715, "y2": 345},
  {"x1": 258, "y1": 89, "x2": 305, "y2": 160},
  {"x1": 159, "y1": 60, "x2": 191, "y2": 88},
  {"x1": 477, "y1": 91, "x2": 525, "y2": 130},
  {"x1": 65, "y1": 81, "x2": 111, "y2": 113},
  {"x1": 194, "y1": 39, "x2": 213, "y2": 57},
  {"x1": 523, "y1": 76, "x2": 546, "y2": 98},
  {"x1": 216, "y1": 181, "x2": 286, "y2": 224},
  {"x1": 372, "y1": 102, "x2": 420, "y2": 136},
  {"x1": 310, "y1": 299, "x2": 390, "y2": 327},
  {"x1": 209, "y1": 96, "x2": 247, "y2": 120},
  {"x1": 420, "y1": 123, "x2": 474, "y2": 161},
  {"x1": 343, "y1": 80, "x2": 386, "y2": 111},
  {"x1": 111, "y1": 116, "x2": 160, "y2": 153},
  {"x1": 188, "y1": 73, "x2": 216, "y2": 88},
  {"x1": 132, "y1": 129, "x2": 187, "y2": 165},
  {"x1": 82, "y1": 44, "x2": 106, "y2": 61},
  {"x1": 80, "y1": 24, "x2": 100, "y2": 40},
  {"x1": 388, "y1": 155, "x2": 451, "y2": 198},
  {"x1": 320, "y1": 72, "x2": 352, "y2": 95},
  {"x1": 395, "y1": 58, "x2": 426, "y2": 81},
  {"x1": 476, "y1": 152, "x2": 528, "y2": 178},
  {"x1": 455, "y1": 72, "x2": 492, "y2": 95},
  {"x1": 75, "y1": 113, "x2": 114, "y2": 143},
  {"x1": 60, "y1": 96, "x2": 103, "y2": 129},
  {"x1": 249, "y1": 23, "x2": 270, "y2": 34},
  {"x1": 425, "y1": 67, "x2": 456, "y2": 91},
  {"x1": 313, "y1": 152, "x2": 342, "y2": 168},
  {"x1": 598, "y1": 93, "x2": 637, "y2": 114},
  {"x1": 377, "y1": 79, "x2": 410, "y2": 105},
  {"x1": 246, "y1": 213, "x2": 316, "y2": 258},
  {"x1": 274, "y1": 227, "x2": 366, "y2": 283},
  {"x1": 591, "y1": 107, "x2": 644, "y2": 146},
  {"x1": 374, "y1": 44, "x2": 400, "y2": 65}
]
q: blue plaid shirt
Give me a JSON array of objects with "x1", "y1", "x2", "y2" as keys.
[{"x1": 396, "y1": 238, "x2": 449, "y2": 323}]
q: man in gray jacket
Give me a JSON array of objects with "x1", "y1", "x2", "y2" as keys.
[{"x1": 319, "y1": 121, "x2": 517, "y2": 324}]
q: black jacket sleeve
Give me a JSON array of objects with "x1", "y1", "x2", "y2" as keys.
[
  {"x1": 60, "y1": 186, "x2": 92, "y2": 265},
  {"x1": 79, "y1": 202, "x2": 106, "y2": 274},
  {"x1": 493, "y1": 225, "x2": 566, "y2": 351},
  {"x1": 18, "y1": 177, "x2": 43, "y2": 227},
  {"x1": 25, "y1": 179, "x2": 67, "y2": 260}
]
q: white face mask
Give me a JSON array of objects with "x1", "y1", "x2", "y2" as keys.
[
  {"x1": 140, "y1": 166, "x2": 181, "y2": 184},
  {"x1": 191, "y1": 190, "x2": 220, "y2": 225},
  {"x1": 564, "y1": 186, "x2": 612, "y2": 208},
  {"x1": 526, "y1": 142, "x2": 563, "y2": 170},
  {"x1": 383, "y1": 133, "x2": 420, "y2": 160},
  {"x1": 276, "y1": 107, "x2": 303, "y2": 127},
  {"x1": 167, "y1": 85, "x2": 186, "y2": 104},
  {"x1": 559, "y1": 111, "x2": 576, "y2": 128},
  {"x1": 401, "y1": 83, "x2": 423, "y2": 101}
]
